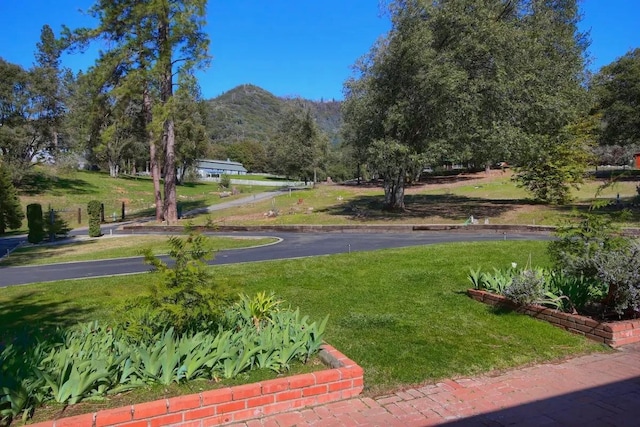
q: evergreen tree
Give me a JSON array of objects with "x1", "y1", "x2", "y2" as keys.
[
  {"x1": 0, "y1": 164, "x2": 24, "y2": 234},
  {"x1": 270, "y1": 109, "x2": 322, "y2": 182},
  {"x1": 174, "y1": 72, "x2": 208, "y2": 184},
  {"x1": 64, "y1": 0, "x2": 210, "y2": 224},
  {"x1": 31, "y1": 25, "x2": 66, "y2": 157}
]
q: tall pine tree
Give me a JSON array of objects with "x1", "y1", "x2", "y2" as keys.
[{"x1": 64, "y1": 0, "x2": 209, "y2": 224}]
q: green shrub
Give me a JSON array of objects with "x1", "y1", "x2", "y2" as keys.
[
  {"x1": 594, "y1": 242, "x2": 640, "y2": 317},
  {"x1": 219, "y1": 174, "x2": 231, "y2": 190},
  {"x1": 26, "y1": 204, "x2": 45, "y2": 244},
  {"x1": 472, "y1": 266, "x2": 565, "y2": 310},
  {"x1": 1, "y1": 344, "x2": 44, "y2": 425},
  {"x1": 548, "y1": 213, "x2": 628, "y2": 279},
  {"x1": 43, "y1": 210, "x2": 71, "y2": 239},
  {"x1": 503, "y1": 269, "x2": 547, "y2": 305},
  {"x1": 87, "y1": 200, "x2": 102, "y2": 237},
  {"x1": 0, "y1": 166, "x2": 23, "y2": 234},
  {"x1": 139, "y1": 231, "x2": 232, "y2": 334},
  {"x1": 469, "y1": 265, "x2": 516, "y2": 293},
  {"x1": 230, "y1": 291, "x2": 283, "y2": 331}
]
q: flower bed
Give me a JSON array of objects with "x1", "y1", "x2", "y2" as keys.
[
  {"x1": 28, "y1": 344, "x2": 363, "y2": 427},
  {"x1": 468, "y1": 289, "x2": 640, "y2": 347}
]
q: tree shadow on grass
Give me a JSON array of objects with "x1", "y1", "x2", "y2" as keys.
[
  {"x1": 117, "y1": 200, "x2": 211, "y2": 222},
  {"x1": 419, "y1": 173, "x2": 482, "y2": 186},
  {"x1": 317, "y1": 193, "x2": 540, "y2": 222},
  {"x1": 18, "y1": 171, "x2": 97, "y2": 196},
  {"x1": 551, "y1": 201, "x2": 640, "y2": 223},
  {"x1": 319, "y1": 184, "x2": 640, "y2": 224},
  {"x1": 592, "y1": 169, "x2": 640, "y2": 181},
  {"x1": 0, "y1": 240, "x2": 105, "y2": 267},
  {"x1": 0, "y1": 292, "x2": 94, "y2": 348},
  {"x1": 342, "y1": 173, "x2": 480, "y2": 189}
]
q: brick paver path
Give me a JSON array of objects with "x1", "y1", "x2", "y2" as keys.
[{"x1": 231, "y1": 343, "x2": 640, "y2": 426}]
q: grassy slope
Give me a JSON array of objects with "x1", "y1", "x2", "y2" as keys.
[
  {"x1": 0, "y1": 241, "x2": 604, "y2": 395},
  {"x1": 187, "y1": 171, "x2": 640, "y2": 227},
  {"x1": 13, "y1": 168, "x2": 640, "y2": 231},
  {"x1": 15, "y1": 167, "x2": 278, "y2": 231}
]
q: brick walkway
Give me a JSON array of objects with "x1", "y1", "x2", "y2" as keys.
[{"x1": 230, "y1": 343, "x2": 640, "y2": 426}]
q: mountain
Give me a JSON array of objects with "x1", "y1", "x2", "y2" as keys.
[{"x1": 204, "y1": 84, "x2": 342, "y2": 145}]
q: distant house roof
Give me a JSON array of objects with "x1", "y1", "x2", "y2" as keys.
[{"x1": 196, "y1": 159, "x2": 247, "y2": 173}]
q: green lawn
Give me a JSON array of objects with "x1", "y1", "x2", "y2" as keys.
[
  {"x1": 16, "y1": 167, "x2": 279, "y2": 231},
  {"x1": 14, "y1": 167, "x2": 640, "y2": 232},
  {"x1": 0, "y1": 240, "x2": 605, "y2": 396},
  {"x1": 187, "y1": 172, "x2": 640, "y2": 227},
  {"x1": 0, "y1": 235, "x2": 277, "y2": 267},
  {"x1": 237, "y1": 174, "x2": 292, "y2": 182}
]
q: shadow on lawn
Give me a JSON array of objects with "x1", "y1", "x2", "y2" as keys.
[
  {"x1": 317, "y1": 193, "x2": 540, "y2": 222},
  {"x1": 320, "y1": 183, "x2": 640, "y2": 224},
  {"x1": 552, "y1": 201, "x2": 640, "y2": 223},
  {"x1": 119, "y1": 199, "x2": 210, "y2": 222},
  {"x1": 592, "y1": 169, "x2": 640, "y2": 181},
  {"x1": 0, "y1": 240, "x2": 106, "y2": 267},
  {"x1": 0, "y1": 292, "x2": 93, "y2": 348},
  {"x1": 342, "y1": 173, "x2": 479, "y2": 189},
  {"x1": 18, "y1": 171, "x2": 97, "y2": 196}
]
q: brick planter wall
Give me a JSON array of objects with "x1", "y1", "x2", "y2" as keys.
[
  {"x1": 29, "y1": 344, "x2": 363, "y2": 427},
  {"x1": 468, "y1": 289, "x2": 640, "y2": 347}
]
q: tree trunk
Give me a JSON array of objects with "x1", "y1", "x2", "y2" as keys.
[
  {"x1": 150, "y1": 142, "x2": 163, "y2": 222},
  {"x1": 163, "y1": 119, "x2": 178, "y2": 224},
  {"x1": 159, "y1": 12, "x2": 178, "y2": 225},
  {"x1": 109, "y1": 161, "x2": 119, "y2": 178},
  {"x1": 383, "y1": 171, "x2": 406, "y2": 211},
  {"x1": 144, "y1": 88, "x2": 163, "y2": 222}
]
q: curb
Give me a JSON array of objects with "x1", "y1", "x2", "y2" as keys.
[
  {"x1": 121, "y1": 223, "x2": 640, "y2": 236},
  {"x1": 122, "y1": 223, "x2": 558, "y2": 234}
]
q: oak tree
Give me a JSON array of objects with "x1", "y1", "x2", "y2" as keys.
[
  {"x1": 591, "y1": 48, "x2": 640, "y2": 161},
  {"x1": 343, "y1": 0, "x2": 590, "y2": 209}
]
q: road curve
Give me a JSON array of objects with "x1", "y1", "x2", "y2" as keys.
[{"x1": 0, "y1": 231, "x2": 550, "y2": 287}]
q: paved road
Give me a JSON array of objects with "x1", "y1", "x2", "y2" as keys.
[
  {"x1": 0, "y1": 189, "x2": 292, "y2": 260},
  {"x1": 0, "y1": 235, "x2": 24, "y2": 259},
  {"x1": 0, "y1": 231, "x2": 549, "y2": 287},
  {"x1": 181, "y1": 189, "x2": 291, "y2": 216}
]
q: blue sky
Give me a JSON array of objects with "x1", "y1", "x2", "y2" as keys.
[{"x1": 1, "y1": 1, "x2": 638, "y2": 101}]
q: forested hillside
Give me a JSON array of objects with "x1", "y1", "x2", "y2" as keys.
[{"x1": 204, "y1": 84, "x2": 342, "y2": 146}]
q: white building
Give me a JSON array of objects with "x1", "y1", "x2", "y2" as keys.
[{"x1": 195, "y1": 159, "x2": 247, "y2": 178}]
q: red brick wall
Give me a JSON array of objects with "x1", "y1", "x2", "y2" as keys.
[
  {"x1": 29, "y1": 344, "x2": 363, "y2": 427},
  {"x1": 468, "y1": 289, "x2": 640, "y2": 347}
]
